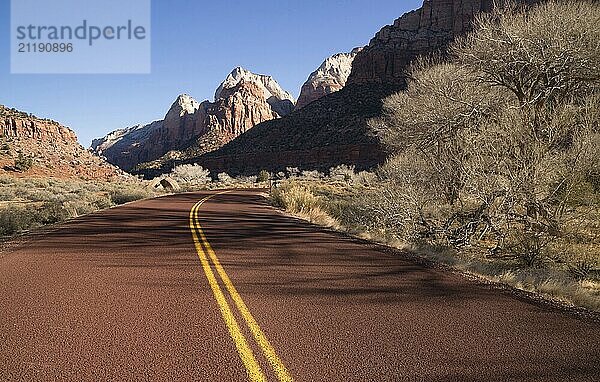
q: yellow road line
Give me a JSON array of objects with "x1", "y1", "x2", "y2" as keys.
[
  {"x1": 190, "y1": 192, "x2": 294, "y2": 382},
  {"x1": 189, "y1": 196, "x2": 267, "y2": 382}
]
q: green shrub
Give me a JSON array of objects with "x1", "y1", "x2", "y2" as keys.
[
  {"x1": 257, "y1": 170, "x2": 270, "y2": 183},
  {"x1": 0, "y1": 178, "x2": 157, "y2": 238},
  {"x1": 14, "y1": 153, "x2": 33, "y2": 172},
  {"x1": 34, "y1": 201, "x2": 70, "y2": 225},
  {"x1": 588, "y1": 172, "x2": 600, "y2": 193},
  {"x1": 0, "y1": 206, "x2": 33, "y2": 236},
  {"x1": 0, "y1": 188, "x2": 17, "y2": 201}
]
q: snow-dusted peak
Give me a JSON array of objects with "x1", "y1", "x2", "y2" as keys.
[{"x1": 214, "y1": 67, "x2": 295, "y2": 104}]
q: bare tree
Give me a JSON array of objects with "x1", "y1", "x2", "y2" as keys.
[
  {"x1": 452, "y1": 0, "x2": 600, "y2": 108},
  {"x1": 371, "y1": 59, "x2": 509, "y2": 204},
  {"x1": 170, "y1": 164, "x2": 211, "y2": 185},
  {"x1": 369, "y1": 1, "x2": 600, "y2": 264}
]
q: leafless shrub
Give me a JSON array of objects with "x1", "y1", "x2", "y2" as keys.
[
  {"x1": 235, "y1": 175, "x2": 257, "y2": 184},
  {"x1": 352, "y1": 171, "x2": 377, "y2": 187},
  {"x1": 336, "y1": 153, "x2": 441, "y2": 241},
  {"x1": 300, "y1": 170, "x2": 324, "y2": 180},
  {"x1": 170, "y1": 164, "x2": 211, "y2": 185},
  {"x1": 568, "y1": 260, "x2": 596, "y2": 281},
  {"x1": 329, "y1": 164, "x2": 356, "y2": 183},
  {"x1": 286, "y1": 167, "x2": 300, "y2": 178},
  {"x1": 369, "y1": 0, "x2": 600, "y2": 266},
  {"x1": 217, "y1": 172, "x2": 233, "y2": 184},
  {"x1": 371, "y1": 60, "x2": 509, "y2": 205}
]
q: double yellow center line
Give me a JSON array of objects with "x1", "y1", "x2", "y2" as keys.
[{"x1": 189, "y1": 192, "x2": 293, "y2": 382}]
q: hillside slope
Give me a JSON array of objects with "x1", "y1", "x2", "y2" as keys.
[{"x1": 0, "y1": 106, "x2": 121, "y2": 180}]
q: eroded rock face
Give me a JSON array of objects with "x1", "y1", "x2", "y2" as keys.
[
  {"x1": 1, "y1": 106, "x2": 78, "y2": 143},
  {"x1": 91, "y1": 95, "x2": 202, "y2": 171},
  {"x1": 216, "y1": 66, "x2": 295, "y2": 118},
  {"x1": 191, "y1": 80, "x2": 281, "y2": 154},
  {"x1": 295, "y1": 48, "x2": 362, "y2": 110},
  {"x1": 348, "y1": 0, "x2": 538, "y2": 85},
  {"x1": 214, "y1": 66, "x2": 294, "y2": 105},
  {"x1": 0, "y1": 105, "x2": 121, "y2": 180},
  {"x1": 93, "y1": 68, "x2": 294, "y2": 171}
]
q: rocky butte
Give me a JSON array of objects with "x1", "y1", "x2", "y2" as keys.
[{"x1": 0, "y1": 105, "x2": 120, "y2": 180}]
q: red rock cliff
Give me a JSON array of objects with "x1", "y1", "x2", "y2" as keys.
[
  {"x1": 1, "y1": 108, "x2": 78, "y2": 144},
  {"x1": 348, "y1": 0, "x2": 537, "y2": 85},
  {"x1": 0, "y1": 106, "x2": 121, "y2": 180}
]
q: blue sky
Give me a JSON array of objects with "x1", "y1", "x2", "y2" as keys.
[{"x1": 0, "y1": 0, "x2": 421, "y2": 146}]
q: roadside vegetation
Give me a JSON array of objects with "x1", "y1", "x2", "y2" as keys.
[
  {"x1": 0, "y1": 176, "x2": 155, "y2": 238},
  {"x1": 270, "y1": 1, "x2": 600, "y2": 311},
  {"x1": 165, "y1": 163, "x2": 265, "y2": 191}
]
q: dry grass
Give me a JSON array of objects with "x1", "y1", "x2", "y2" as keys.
[
  {"x1": 270, "y1": 180, "x2": 341, "y2": 228},
  {"x1": 0, "y1": 176, "x2": 157, "y2": 237},
  {"x1": 270, "y1": 177, "x2": 600, "y2": 312}
]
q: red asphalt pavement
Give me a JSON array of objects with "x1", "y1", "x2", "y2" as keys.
[{"x1": 0, "y1": 190, "x2": 599, "y2": 381}]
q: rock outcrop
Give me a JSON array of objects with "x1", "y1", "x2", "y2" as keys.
[
  {"x1": 1, "y1": 107, "x2": 78, "y2": 143},
  {"x1": 93, "y1": 68, "x2": 294, "y2": 171},
  {"x1": 214, "y1": 66, "x2": 295, "y2": 116},
  {"x1": 0, "y1": 105, "x2": 121, "y2": 180},
  {"x1": 348, "y1": 0, "x2": 539, "y2": 85},
  {"x1": 296, "y1": 48, "x2": 362, "y2": 110}
]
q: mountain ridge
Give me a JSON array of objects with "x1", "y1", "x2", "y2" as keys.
[{"x1": 92, "y1": 67, "x2": 294, "y2": 171}]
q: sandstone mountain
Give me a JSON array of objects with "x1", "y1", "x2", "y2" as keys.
[
  {"x1": 215, "y1": 67, "x2": 295, "y2": 116},
  {"x1": 91, "y1": 94, "x2": 202, "y2": 170},
  {"x1": 92, "y1": 67, "x2": 294, "y2": 171},
  {"x1": 143, "y1": 0, "x2": 539, "y2": 177},
  {"x1": 0, "y1": 105, "x2": 121, "y2": 180},
  {"x1": 295, "y1": 48, "x2": 362, "y2": 110}
]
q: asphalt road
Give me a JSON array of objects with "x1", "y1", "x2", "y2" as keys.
[{"x1": 1, "y1": 190, "x2": 599, "y2": 381}]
